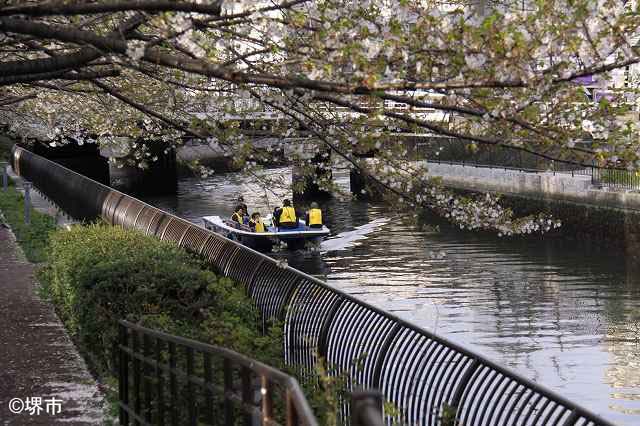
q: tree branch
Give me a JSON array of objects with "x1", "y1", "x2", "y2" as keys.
[
  {"x1": 0, "y1": 1, "x2": 222, "y2": 17},
  {"x1": 0, "y1": 0, "x2": 310, "y2": 21},
  {"x1": 0, "y1": 67, "x2": 120, "y2": 86},
  {"x1": 0, "y1": 94, "x2": 37, "y2": 106},
  {"x1": 0, "y1": 14, "x2": 144, "y2": 78},
  {"x1": 308, "y1": 91, "x2": 600, "y2": 169},
  {"x1": 91, "y1": 79, "x2": 203, "y2": 138},
  {"x1": 0, "y1": 17, "x2": 127, "y2": 52}
]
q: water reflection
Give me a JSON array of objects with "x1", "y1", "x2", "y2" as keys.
[{"x1": 144, "y1": 167, "x2": 640, "y2": 425}]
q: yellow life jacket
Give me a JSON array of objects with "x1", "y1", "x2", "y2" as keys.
[
  {"x1": 280, "y1": 206, "x2": 296, "y2": 223},
  {"x1": 251, "y1": 219, "x2": 265, "y2": 232},
  {"x1": 231, "y1": 212, "x2": 242, "y2": 223},
  {"x1": 308, "y1": 208, "x2": 322, "y2": 226}
]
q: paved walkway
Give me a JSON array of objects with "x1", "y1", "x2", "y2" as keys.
[{"x1": 0, "y1": 227, "x2": 104, "y2": 425}]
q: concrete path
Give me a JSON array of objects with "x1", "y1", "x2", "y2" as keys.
[{"x1": 0, "y1": 227, "x2": 104, "y2": 425}]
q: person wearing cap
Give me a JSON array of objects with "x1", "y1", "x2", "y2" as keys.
[
  {"x1": 235, "y1": 196, "x2": 249, "y2": 224},
  {"x1": 274, "y1": 199, "x2": 298, "y2": 229},
  {"x1": 305, "y1": 202, "x2": 323, "y2": 229}
]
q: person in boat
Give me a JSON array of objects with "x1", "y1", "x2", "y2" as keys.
[
  {"x1": 249, "y1": 212, "x2": 266, "y2": 232},
  {"x1": 241, "y1": 207, "x2": 250, "y2": 224},
  {"x1": 305, "y1": 202, "x2": 323, "y2": 229},
  {"x1": 230, "y1": 204, "x2": 245, "y2": 225},
  {"x1": 234, "y1": 196, "x2": 249, "y2": 224},
  {"x1": 274, "y1": 199, "x2": 298, "y2": 229}
]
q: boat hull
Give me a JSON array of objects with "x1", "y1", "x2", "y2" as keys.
[{"x1": 202, "y1": 216, "x2": 329, "y2": 253}]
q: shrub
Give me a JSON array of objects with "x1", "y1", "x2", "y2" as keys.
[
  {"x1": 38, "y1": 224, "x2": 283, "y2": 376},
  {"x1": 39, "y1": 224, "x2": 345, "y2": 425}
]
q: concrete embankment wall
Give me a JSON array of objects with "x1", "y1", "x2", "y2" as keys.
[{"x1": 421, "y1": 161, "x2": 640, "y2": 255}]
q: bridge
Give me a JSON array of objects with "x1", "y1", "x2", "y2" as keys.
[
  {"x1": 11, "y1": 145, "x2": 616, "y2": 426},
  {"x1": 5, "y1": 98, "x2": 453, "y2": 198}
]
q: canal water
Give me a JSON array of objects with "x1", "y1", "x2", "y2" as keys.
[{"x1": 145, "y1": 167, "x2": 640, "y2": 426}]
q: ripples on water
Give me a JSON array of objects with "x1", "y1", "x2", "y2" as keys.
[{"x1": 145, "y1": 168, "x2": 640, "y2": 425}]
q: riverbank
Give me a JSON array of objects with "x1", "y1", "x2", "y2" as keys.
[
  {"x1": 440, "y1": 185, "x2": 640, "y2": 257},
  {"x1": 422, "y1": 161, "x2": 640, "y2": 255},
  {"x1": 498, "y1": 192, "x2": 640, "y2": 255}
]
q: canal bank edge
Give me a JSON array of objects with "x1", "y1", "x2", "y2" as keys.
[
  {"x1": 439, "y1": 182, "x2": 640, "y2": 258},
  {"x1": 502, "y1": 193, "x2": 640, "y2": 254},
  {"x1": 416, "y1": 161, "x2": 640, "y2": 256}
]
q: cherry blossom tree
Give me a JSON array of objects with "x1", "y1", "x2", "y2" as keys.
[{"x1": 1, "y1": 0, "x2": 638, "y2": 234}]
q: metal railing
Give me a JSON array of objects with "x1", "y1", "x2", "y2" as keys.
[
  {"x1": 118, "y1": 320, "x2": 317, "y2": 426},
  {"x1": 12, "y1": 145, "x2": 618, "y2": 426},
  {"x1": 417, "y1": 140, "x2": 640, "y2": 192},
  {"x1": 592, "y1": 167, "x2": 640, "y2": 191}
]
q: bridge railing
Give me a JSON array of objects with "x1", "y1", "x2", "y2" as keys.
[
  {"x1": 12, "y1": 145, "x2": 617, "y2": 426},
  {"x1": 118, "y1": 320, "x2": 317, "y2": 426}
]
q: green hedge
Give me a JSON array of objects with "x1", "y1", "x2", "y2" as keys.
[
  {"x1": 0, "y1": 183, "x2": 56, "y2": 262},
  {"x1": 38, "y1": 224, "x2": 345, "y2": 424},
  {"x1": 38, "y1": 224, "x2": 283, "y2": 376}
]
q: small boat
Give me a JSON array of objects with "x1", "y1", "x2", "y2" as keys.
[{"x1": 202, "y1": 215, "x2": 330, "y2": 252}]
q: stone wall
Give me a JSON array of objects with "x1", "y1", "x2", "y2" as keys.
[
  {"x1": 499, "y1": 193, "x2": 640, "y2": 258},
  {"x1": 422, "y1": 161, "x2": 640, "y2": 256}
]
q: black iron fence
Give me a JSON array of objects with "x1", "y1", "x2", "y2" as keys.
[
  {"x1": 416, "y1": 138, "x2": 640, "y2": 192},
  {"x1": 12, "y1": 145, "x2": 618, "y2": 426},
  {"x1": 118, "y1": 320, "x2": 317, "y2": 426},
  {"x1": 592, "y1": 167, "x2": 640, "y2": 191}
]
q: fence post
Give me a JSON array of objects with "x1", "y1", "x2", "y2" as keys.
[
  {"x1": 1, "y1": 161, "x2": 7, "y2": 191},
  {"x1": 118, "y1": 323, "x2": 130, "y2": 426},
  {"x1": 351, "y1": 390, "x2": 384, "y2": 426},
  {"x1": 261, "y1": 375, "x2": 274, "y2": 425},
  {"x1": 24, "y1": 182, "x2": 31, "y2": 224},
  {"x1": 519, "y1": 150, "x2": 522, "y2": 169}
]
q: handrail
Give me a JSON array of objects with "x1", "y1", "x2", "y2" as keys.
[
  {"x1": 12, "y1": 145, "x2": 617, "y2": 426},
  {"x1": 118, "y1": 320, "x2": 318, "y2": 426}
]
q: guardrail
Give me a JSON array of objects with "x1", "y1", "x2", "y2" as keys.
[
  {"x1": 12, "y1": 145, "x2": 617, "y2": 426},
  {"x1": 118, "y1": 320, "x2": 317, "y2": 426},
  {"x1": 426, "y1": 158, "x2": 593, "y2": 176}
]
